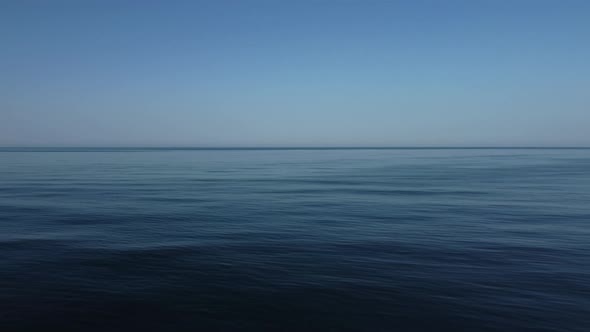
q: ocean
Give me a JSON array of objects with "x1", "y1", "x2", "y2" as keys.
[{"x1": 1, "y1": 148, "x2": 589, "y2": 331}]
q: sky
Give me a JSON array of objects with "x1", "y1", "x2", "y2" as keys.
[{"x1": 1, "y1": 0, "x2": 589, "y2": 147}]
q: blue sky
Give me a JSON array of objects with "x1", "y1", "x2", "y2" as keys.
[{"x1": 1, "y1": 0, "x2": 589, "y2": 146}]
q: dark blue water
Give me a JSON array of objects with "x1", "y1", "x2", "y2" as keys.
[{"x1": 1, "y1": 148, "x2": 589, "y2": 331}]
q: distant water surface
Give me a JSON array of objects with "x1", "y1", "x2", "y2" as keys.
[{"x1": 1, "y1": 148, "x2": 589, "y2": 331}]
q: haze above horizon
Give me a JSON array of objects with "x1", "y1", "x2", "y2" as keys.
[{"x1": 2, "y1": 1, "x2": 589, "y2": 147}]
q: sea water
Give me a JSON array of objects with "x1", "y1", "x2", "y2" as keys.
[{"x1": 1, "y1": 148, "x2": 589, "y2": 331}]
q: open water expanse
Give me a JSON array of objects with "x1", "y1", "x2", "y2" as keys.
[{"x1": 1, "y1": 148, "x2": 589, "y2": 331}]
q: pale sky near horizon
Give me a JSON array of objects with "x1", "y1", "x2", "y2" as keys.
[{"x1": 1, "y1": 0, "x2": 589, "y2": 147}]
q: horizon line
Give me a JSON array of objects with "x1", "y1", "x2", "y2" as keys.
[{"x1": 1, "y1": 146, "x2": 590, "y2": 150}]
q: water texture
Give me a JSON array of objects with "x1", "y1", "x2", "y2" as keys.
[{"x1": 1, "y1": 148, "x2": 589, "y2": 331}]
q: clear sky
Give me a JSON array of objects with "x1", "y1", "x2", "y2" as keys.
[{"x1": 1, "y1": 0, "x2": 589, "y2": 147}]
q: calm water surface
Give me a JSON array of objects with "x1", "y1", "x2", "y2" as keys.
[{"x1": 1, "y1": 148, "x2": 589, "y2": 331}]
